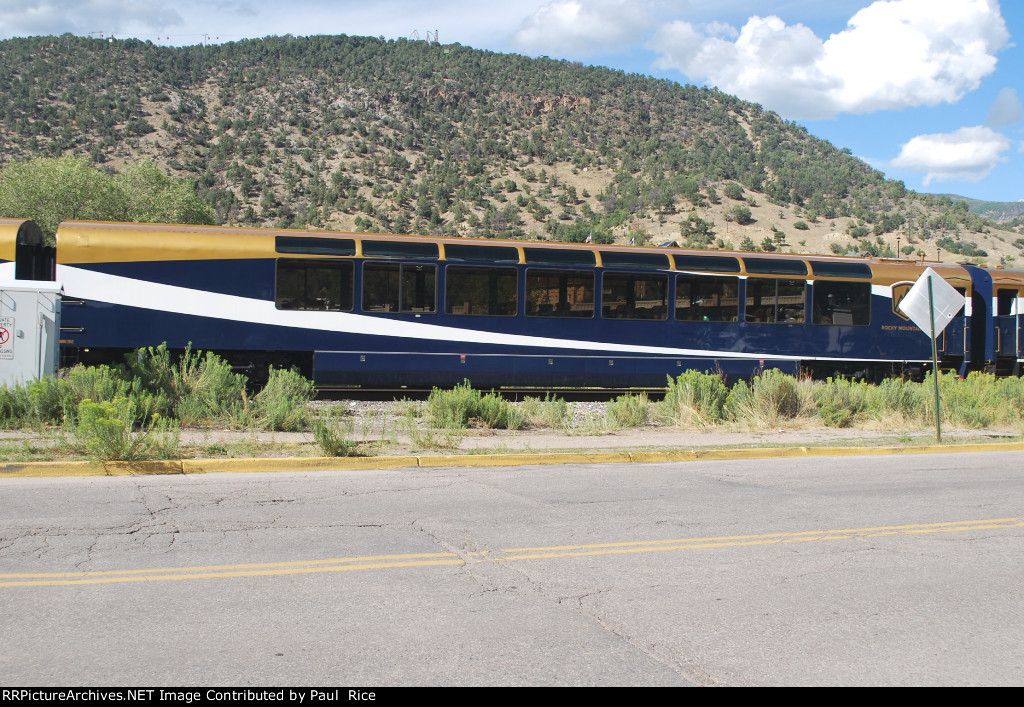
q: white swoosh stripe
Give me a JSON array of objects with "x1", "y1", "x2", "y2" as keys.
[{"x1": 57, "y1": 265, "x2": 915, "y2": 363}]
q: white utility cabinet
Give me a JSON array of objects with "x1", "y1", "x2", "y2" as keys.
[{"x1": 0, "y1": 280, "x2": 63, "y2": 387}]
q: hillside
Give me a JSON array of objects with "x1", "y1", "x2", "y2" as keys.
[
  {"x1": 1, "y1": 33, "x2": 1022, "y2": 266},
  {"x1": 941, "y1": 194, "x2": 1024, "y2": 227}
]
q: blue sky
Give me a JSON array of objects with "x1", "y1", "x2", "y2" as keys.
[{"x1": 2, "y1": 1, "x2": 1021, "y2": 203}]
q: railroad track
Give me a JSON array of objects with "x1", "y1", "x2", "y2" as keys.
[{"x1": 315, "y1": 387, "x2": 668, "y2": 402}]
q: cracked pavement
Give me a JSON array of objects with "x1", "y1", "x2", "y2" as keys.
[{"x1": 1, "y1": 451, "x2": 1023, "y2": 685}]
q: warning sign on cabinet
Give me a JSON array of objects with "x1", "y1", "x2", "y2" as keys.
[{"x1": 0, "y1": 317, "x2": 13, "y2": 360}]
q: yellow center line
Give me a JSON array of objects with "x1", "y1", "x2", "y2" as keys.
[
  {"x1": 1, "y1": 518, "x2": 1018, "y2": 587},
  {"x1": 489, "y1": 518, "x2": 1024, "y2": 560},
  {"x1": 1, "y1": 559, "x2": 467, "y2": 587},
  {"x1": 493, "y1": 518, "x2": 1021, "y2": 553},
  {"x1": 0, "y1": 552, "x2": 460, "y2": 579}
]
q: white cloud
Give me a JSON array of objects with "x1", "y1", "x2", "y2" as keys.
[
  {"x1": 890, "y1": 125, "x2": 1011, "y2": 185},
  {"x1": 702, "y1": 21, "x2": 738, "y2": 41},
  {"x1": 511, "y1": 0, "x2": 656, "y2": 55},
  {"x1": 0, "y1": 2, "x2": 571, "y2": 49},
  {"x1": 0, "y1": 1, "x2": 183, "y2": 37},
  {"x1": 650, "y1": 15, "x2": 838, "y2": 118},
  {"x1": 648, "y1": 0, "x2": 1010, "y2": 120},
  {"x1": 986, "y1": 88, "x2": 1023, "y2": 128}
]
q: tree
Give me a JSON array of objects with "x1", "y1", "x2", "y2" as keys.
[
  {"x1": 0, "y1": 155, "x2": 113, "y2": 240},
  {"x1": 730, "y1": 204, "x2": 754, "y2": 225},
  {"x1": 0, "y1": 156, "x2": 215, "y2": 242},
  {"x1": 680, "y1": 211, "x2": 715, "y2": 248},
  {"x1": 112, "y1": 160, "x2": 216, "y2": 226},
  {"x1": 723, "y1": 182, "x2": 745, "y2": 200}
]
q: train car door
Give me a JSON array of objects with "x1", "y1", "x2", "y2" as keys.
[
  {"x1": 994, "y1": 285, "x2": 1021, "y2": 375},
  {"x1": 14, "y1": 221, "x2": 55, "y2": 281},
  {"x1": 963, "y1": 265, "x2": 995, "y2": 374}
]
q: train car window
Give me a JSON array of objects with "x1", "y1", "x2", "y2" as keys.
[
  {"x1": 600, "y1": 252, "x2": 670, "y2": 270},
  {"x1": 445, "y1": 244, "x2": 519, "y2": 264},
  {"x1": 745, "y1": 278, "x2": 806, "y2": 323},
  {"x1": 275, "y1": 236, "x2": 356, "y2": 257},
  {"x1": 275, "y1": 259, "x2": 354, "y2": 311},
  {"x1": 810, "y1": 261, "x2": 872, "y2": 279},
  {"x1": 673, "y1": 254, "x2": 741, "y2": 273},
  {"x1": 743, "y1": 258, "x2": 808, "y2": 276},
  {"x1": 523, "y1": 248, "x2": 596, "y2": 268},
  {"x1": 676, "y1": 274, "x2": 739, "y2": 322},
  {"x1": 445, "y1": 266, "x2": 518, "y2": 316},
  {"x1": 812, "y1": 281, "x2": 871, "y2": 326},
  {"x1": 997, "y1": 289, "x2": 1017, "y2": 316},
  {"x1": 526, "y1": 269, "x2": 595, "y2": 318},
  {"x1": 601, "y1": 273, "x2": 669, "y2": 320},
  {"x1": 363, "y1": 263, "x2": 436, "y2": 313},
  {"x1": 954, "y1": 287, "x2": 967, "y2": 318},
  {"x1": 362, "y1": 241, "x2": 439, "y2": 260}
]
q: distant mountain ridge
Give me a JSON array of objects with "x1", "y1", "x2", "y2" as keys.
[{"x1": 938, "y1": 194, "x2": 1024, "y2": 225}]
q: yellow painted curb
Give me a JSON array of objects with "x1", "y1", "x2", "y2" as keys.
[
  {"x1": 630, "y1": 441, "x2": 1024, "y2": 463},
  {"x1": 0, "y1": 460, "x2": 103, "y2": 477},
  {"x1": 103, "y1": 460, "x2": 184, "y2": 475},
  {"x1": 628, "y1": 451, "x2": 692, "y2": 463},
  {"x1": 1, "y1": 441, "x2": 1022, "y2": 478},
  {"x1": 417, "y1": 452, "x2": 633, "y2": 467},
  {"x1": 181, "y1": 456, "x2": 421, "y2": 474}
]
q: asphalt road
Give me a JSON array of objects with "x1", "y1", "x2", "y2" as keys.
[{"x1": 1, "y1": 451, "x2": 1022, "y2": 686}]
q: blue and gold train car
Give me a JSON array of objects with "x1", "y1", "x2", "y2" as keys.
[{"x1": 5, "y1": 219, "x2": 1023, "y2": 386}]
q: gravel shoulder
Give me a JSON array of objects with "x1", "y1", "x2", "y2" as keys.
[{"x1": 2, "y1": 399, "x2": 1020, "y2": 462}]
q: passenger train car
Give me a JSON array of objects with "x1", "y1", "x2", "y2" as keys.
[{"x1": 3, "y1": 218, "x2": 1023, "y2": 387}]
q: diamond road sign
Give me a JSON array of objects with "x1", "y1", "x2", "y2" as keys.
[{"x1": 897, "y1": 267, "x2": 963, "y2": 339}]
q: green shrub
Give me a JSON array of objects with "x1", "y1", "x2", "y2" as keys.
[
  {"x1": 26, "y1": 375, "x2": 73, "y2": 424},
  {"x1": 400, "y1": 408, "x2": 465, "y2": 450},
  {"x1": 61, "y1": 364, "x2": 170, "y2": 425},
  {"x1": 177, "y1": 361, "x2": 248, "y2": 425},
  {"x1": 869, "y1": 377, "x2": 925, "y2": 421},
  {"x1": 0, "y1": 385, "x2": 32, "y2": 428},
  {"x1": 425, "y1": 381, "x2": 479, "y2": 428},
  {"x1": 73, "y1": 397, "x2": 179, "y2": 461},
  {"x1": 606, "y1": 392, "x2": 651, "y2": 429},
  {"x1": 127, "y1": 343, "x2": 247, "y2": 425},
  {"x1": 519, "y1": 393, "x2": 569, "y2": 428},
  {"x1": 727, "y1": 369, "x2": 801, "y2": 427},
  {"x1": 254, "y1": 366, "x2": 314, "y2": 431},
  {"x1": 659, "y1": 371, "x2": 728, "y2": 427},
  {"x1": 311, "y1": 415, "x2": 359, "y2": 457},
  {"x1": 812, "y1": 378, "x2": 870, "y2": 428},
  {"x1": 65, "y1": 364, "x2": 134, "y2": 408},
  {"x1": 425, "y1": 381, "x2": 525, "y2": 430},
  {"x1": 991, "y1": 376, "x2": 1024, "y2": 426},
  {"x1": 124, "y1": 343, "x2": 178, "y2": 402},
  {"x1": 934, "y1": 372, "x2": 998, "y2": 428},
  {"x1": 475, "y1": 391, "x2": 526, "y2": 429}
]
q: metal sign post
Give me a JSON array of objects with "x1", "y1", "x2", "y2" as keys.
[
  {"x1": 928, "y1": 276, "x2": 941, "y2": 442},
  {"x1": 897, "y1": 268, "x2": 964, "y2": 442}
]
